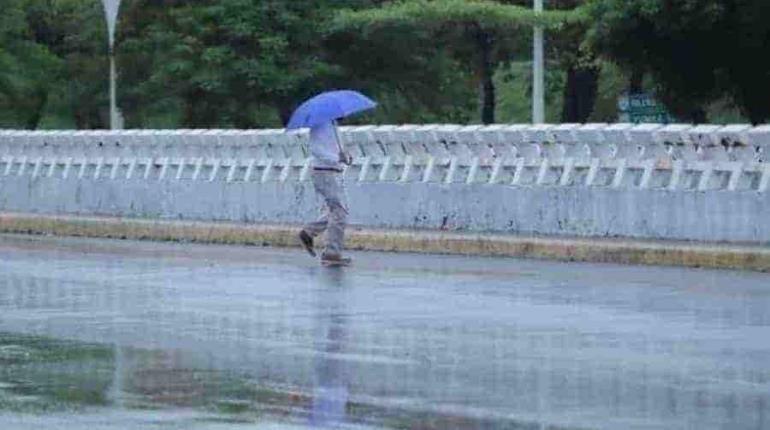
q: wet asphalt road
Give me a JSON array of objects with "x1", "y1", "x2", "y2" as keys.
[{"x1": 1, "y1": 234, "x2": 769, "y2": 429}]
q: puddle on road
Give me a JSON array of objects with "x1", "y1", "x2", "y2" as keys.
[
  {"x1": 0, "y1": 333, "x2": 113, "y2": 413},
  {"x1": 0, "y1": 332, "x2": 579, "y2": 430}
]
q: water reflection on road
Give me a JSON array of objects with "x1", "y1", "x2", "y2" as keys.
[
  {"x1": 310, "y1": 268, "x2": 350, "y2": 428},
  {"x1": 1, "y1": 235, "x2": 769, "y2": 429}
]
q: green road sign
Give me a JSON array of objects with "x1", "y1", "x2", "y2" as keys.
[{"x1": 618, "y1": 93, "x2": 674, "y2": 124}]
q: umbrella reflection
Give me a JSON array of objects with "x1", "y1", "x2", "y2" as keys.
[{"x1": 309, "y1": 268, "x2": 351, "y2": 428}]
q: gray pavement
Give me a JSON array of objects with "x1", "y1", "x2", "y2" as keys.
[{"x1": 0, "y1": 234, "x2": 769, "y2": 429}]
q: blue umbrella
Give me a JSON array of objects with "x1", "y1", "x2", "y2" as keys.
[{"x1": 286, "y1": 90, "x2": 377, "y2": 130}]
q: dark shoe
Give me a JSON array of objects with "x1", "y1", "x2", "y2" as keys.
[
  {"x1": 298, "y1": 230, "x2": 316, "y2": 257},
  {"x1": 321, "y1": 253, "x2": 351, "y2": 266}
]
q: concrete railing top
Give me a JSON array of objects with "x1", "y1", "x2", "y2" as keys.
[
  {"x1": 2, "y1": 123, "x2": 769, "y2": 147},
  {"x1": 2, "y1": 124, "x2": 767, "y2": 161},
  {"x1": 1, "y1": 124, "x2": 769, "y2": 193}
]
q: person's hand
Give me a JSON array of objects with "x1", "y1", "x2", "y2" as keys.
[{"x1": 339, "y1": 151, "x2": 353, "y2": 166}]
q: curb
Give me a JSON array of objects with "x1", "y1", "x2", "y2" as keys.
[{"x1": 1, "y1": 213, "x2": 768, "y2": 272}]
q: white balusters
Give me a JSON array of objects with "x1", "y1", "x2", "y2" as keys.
[{"x1": 0, "y1": 125, "x2": 767, "y2": 192}]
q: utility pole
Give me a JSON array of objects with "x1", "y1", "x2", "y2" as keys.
[
  {"x1": 532, "y1": 0, "x2": 545, "y2": 124},
  {"x1": 102, "y1": 0, "x2": 122, "y2": 129},
  {"x1": 101, "y1": 0, "x2": 124, "y2": 407}
]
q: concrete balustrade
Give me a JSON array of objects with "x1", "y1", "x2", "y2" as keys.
[
  {"x1": 2, "y1": 124, "x2": 769, "y2": 245},
  {"x1": 1, "y1": 124, "x2": 769, "y2": 192}
]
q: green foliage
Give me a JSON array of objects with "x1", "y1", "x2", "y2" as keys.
[
  {"x1": 331, "y1": 0, "x2": 585, "y2": 123},
  {"x1": 332, "y1": 0, "x2": 585, "y2": 31},
  {"x1": 119, "y1": 0, "x2": 363, "y2": 128},
  {"x1": 585, "y1": 0, "x2": 770, "y2": 123},
  {"x1": 587, "y1": 61, "x2": 625, "y2": 122},
  {"x1": 0, "y1": 0, "x2": 762, "y2": 128},
  {"x1": 325, "y1": 14, "x2": 479, "y2": 124},
  {"x1": 0, "y1": 0, "x2": 62, "y2": 129},
  {"x1": 495, "y1": 60, "x2": 566, "y2": 123},
  {"x1": 114, "y1": 0, "x2": 485, "y2": 127},
  {"x1": 0, "y1": 0, "x2": 109, "y2": 129}
]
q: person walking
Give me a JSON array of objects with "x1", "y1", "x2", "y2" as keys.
[
  {"x1": 298, "y1": 120, "x2": 353, "y2": 265},
  {"x1": 286, "y1": 90, "x2": 375, "y2": 265}
]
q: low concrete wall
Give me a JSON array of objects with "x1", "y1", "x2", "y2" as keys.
[{"x1": 1, "y1": 176, "x2": 768, "y2": 244}]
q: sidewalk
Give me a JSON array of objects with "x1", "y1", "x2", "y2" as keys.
[{"x1": 1, "y1": 212, "x2": 768, "y2": 272}]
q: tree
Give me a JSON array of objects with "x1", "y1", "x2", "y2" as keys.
[
  {"x1": 118, "y1": 0, "x2": 479, "y2": 127},
  {"x1": 120, "y1": 0, "x2": 377, "y2": 128},
  {"x1": 586, "y1": 0, "x2": 770, "y2": 124},
  {"x1": 0, "y1": 0, "x2": 62, "y2": 129},
  {"x1": 544, "y1": 0, "x2": 600, "y2": 123},
  {"x1": 0, "y1": 0, "x2": 110, "y2": 129},
  {"x1": 36, "y1": 0, "x2": 109, "y2": 128},
  {"x1": 324, "y1": 11, "x2": 478, "y2": 124},
  {"x1": 332, "y1": 0, "x2": 584, "y2": 124}
]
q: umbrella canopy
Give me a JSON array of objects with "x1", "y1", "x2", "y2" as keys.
[{"x1": 286, "y1": 90, "x2": 376, "y2": 130}]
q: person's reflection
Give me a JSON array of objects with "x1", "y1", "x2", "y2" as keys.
[{"x1": 309, "y1": 267, "x2": 351, "y2": 428}]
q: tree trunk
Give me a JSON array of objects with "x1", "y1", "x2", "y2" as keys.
[
  {"x1": 25, "y1": 89, "x2": 49, "y2": 130},
  {"x1": 561, "y1": 65, "x2": 599, "y2": 123},
  {"x1": 278, "y1": 102, "x2": 294, "y2": 128},
  {"x1": 686, "y1": 107, "x2": 707, "y2": 124},
  {"x1": 629, "y1": 69, "x2": 644, "y2": 94},
  {"x1": 476, "y1": 30, "x2": 495, "y2": 125},
  {"x1": 73, "y1": 105, "x2": 101, "y2": 129},
  {"x1": 233, "y1": 104, "x2": 256, "y2": 129},
  {"x1": 747, "y1": 110, "x2": 766, "y2": 126},
  {"x1": 182, "y1": 88, "x2": 208, "y2": 127}
]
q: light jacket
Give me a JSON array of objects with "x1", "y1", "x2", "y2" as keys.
[{"x1": 309, "y1": 122, "x2": 342, "y2": 170}]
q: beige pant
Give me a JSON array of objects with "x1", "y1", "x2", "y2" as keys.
[{"x1": 304, "y1": 171, "x2": 348, "y2": 255}]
